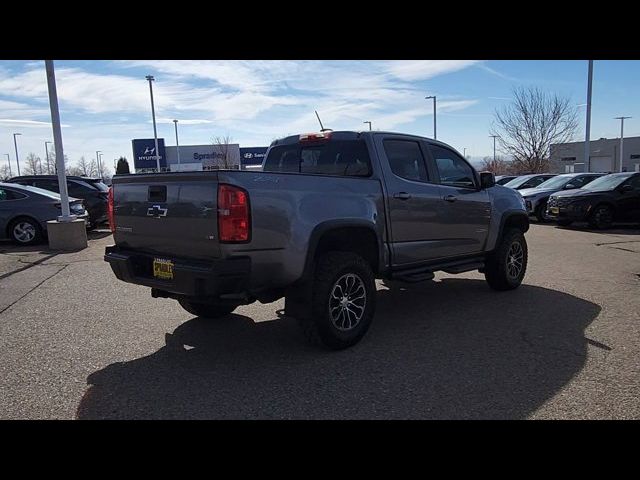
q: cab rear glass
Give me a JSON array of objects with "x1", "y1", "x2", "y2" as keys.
[{"x1": 263, "y1": 140, "x2": 372, "y2": 177}]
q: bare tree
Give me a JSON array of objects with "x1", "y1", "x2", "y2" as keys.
[
  {"x1": 24, "y1": 152, "x2": 42, "y2": 175},
  {"x1": 491, "y1": 87, "x2": 579, "y2": 173},
  {"x1": 76, "y1": 156, "x2": 93, "y2": 176},
  {"x1": 211, "y1": 135, "x2": 238, "y2": 170},
  {"x1": 480, "y1": 156, "x2": 511, "y2": 175},
  {"x1": 0, "y1": 163, "x2": 12, "y2": 181}
]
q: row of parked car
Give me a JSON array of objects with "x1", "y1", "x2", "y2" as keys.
[
  {"x1": 496, "y1": 171, "x2": 640, "y2": 229},
  {"x1": 0, "y1": 175, "x2": 110, "y2": 245}
]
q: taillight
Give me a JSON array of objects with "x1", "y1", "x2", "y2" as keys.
[
  {"x1": 217, "y1": 184, "x2": 250, "y2": 242},
  {"x1": 107, "y1": 186, "x2": 115, "y2": 233}
]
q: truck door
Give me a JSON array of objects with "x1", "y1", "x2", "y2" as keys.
[
  {"x1": 426, "y1": 143, "x2": 491, "y2": 257},
  {"x1": 374, "y1": 135, "x2": 450, "y2": 265}
]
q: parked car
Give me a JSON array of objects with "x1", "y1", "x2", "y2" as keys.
[
  {"x1": 503, "y1": 173, "x2": 557, "y2": 190},
  {"x1": 495, "y1": 175, "x2": 518, "y2": 185},
  {"x1": 104, "y1": 130, "x2": 530, "y2": 350},
  {"x1": 0, "y1": 182, "x2": 88, "y2": 245},
  {"x1": 7, "y1": 175, "x2": 109, "y2": 229},
  {"x1": 546, "y1": 172, "x2": 640, "y2": 229},
  {"x1": 519, "y1": 173, "x2": 604, "y2": 222}
]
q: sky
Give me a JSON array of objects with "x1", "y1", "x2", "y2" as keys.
[{"x1": 1, "y1": 60, "x2": 639, "y2": 173}]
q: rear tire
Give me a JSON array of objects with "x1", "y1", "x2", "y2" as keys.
[
  {"x1": 178, "y1": 299, "x2": 238, "y2": 319},
  {"x1": 588, "y1": 204, "x2": 614, "y2": 230},
  {"x1": 9, "y1": 217, "x2": 43, "y2": 246},
  {"x1": 484, "y1": 228, "x2": 528, "y2": 291},
  {"x1": 297, "y1": 252, "x2": 376, "y2": 350}
]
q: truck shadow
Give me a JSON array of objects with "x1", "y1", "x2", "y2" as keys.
[{"x1": 77, "y1": 279, "x2": 601, "y2": 419}]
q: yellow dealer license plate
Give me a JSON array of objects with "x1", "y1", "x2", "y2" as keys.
[
  {"x1": 153, "y1": 258, "x2": 174, "y2": 280},
  {"x1": 550, "y1": 207, "x2": 559, "y2": 214}
]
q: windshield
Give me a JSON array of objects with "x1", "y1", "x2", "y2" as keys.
[
  {"x1": 582, "y1": 173, "x2": 632, "y2": 191},
  {"x1": 535, "y1": 175, "x2": 572, "y2": 190},
  {"x1": 503, "y1": 176, "x2": 531, "y2": 188}
]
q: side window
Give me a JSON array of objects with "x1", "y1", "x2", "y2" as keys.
[
  {"x1": 522, "y1": 177, "x2": 545, "y2": 188},
  {"x1": 383, "y1": 140, "x2": 428, "y2": 182},
  {"x1": 572, "y1": 176, "x2": 593, "y2": 188},
  {"x1": 34, "y1": 179, "x2": 60, "y2": 193},
  {"x1": 626, "y1": 175, "x2": 640, "y2": 189},
  {"x1": 429, "y1": 144, "x2": 476, "y2": 188},
  {"x1": 0, "y1": 188, "x2": 27, "y2": 200}
]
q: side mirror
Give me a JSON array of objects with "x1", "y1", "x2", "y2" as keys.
[
  {"x1": 479, "y1": 171, "x2": 495, "y2": 189},
  {"x1": 564, "y1": 183, "x2": 576, "y2": 189},
  {"x1": 621, "y1": 184, "x2": 634, "y2": 193}
]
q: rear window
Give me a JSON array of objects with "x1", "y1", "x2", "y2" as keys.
[
  {"x1": 87, "y1": 180, "x2": 109, "y2": 192},
  {"x1": 263, "y1": 140, "x2": 372, "y2": 177}
]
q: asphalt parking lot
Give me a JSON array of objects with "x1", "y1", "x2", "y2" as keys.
[{"x1": 1, "y1": 223, "x2": 639, "y2": 419}]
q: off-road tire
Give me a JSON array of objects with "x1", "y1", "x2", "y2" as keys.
[
  {"x1": 484, "y1": 228, "x2": 528, "y2": 291},
  {"x1": 298, "y1": 252, "x2": 376, "y2": 350}
]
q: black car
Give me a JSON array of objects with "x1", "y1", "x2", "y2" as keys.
[
  {"x1": 503, "y1": 173, "x2": 557, "y2": 190},
  {"x1": 495, "y1": 175, "x2": 518, "y2": 185},
  {"x1": 8, "y1": 175, "x2": 109, "y2": 229},
  {"x1": 546, "y1": 172, "x2": 640, "y2": 229}
]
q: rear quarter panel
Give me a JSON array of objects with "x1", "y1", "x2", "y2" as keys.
[{"x1": 217, "y1": 171, "x2": 386, "y2": 290}]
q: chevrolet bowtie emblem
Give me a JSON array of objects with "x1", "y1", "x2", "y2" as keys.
[{"x1": 147, "y1": 205, "x2": 168, "y2": 218}]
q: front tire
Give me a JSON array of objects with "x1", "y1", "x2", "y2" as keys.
[
  {"x1": 9, "y1": 217, "x2": 43, "y2": 246},
  {"x1": 484, "y1": 228, "x2": 528, "y2": 291},
  {"x1": 178, "y1": 299, "x2": 238, "y2": 318},
  {"x1": 535, "y1": 200, "x2": 550, "y2": 223},
  {"x1": 298, "y1": 252, "x2": 376, "y2": 350},
  {"x1": 588, "y1": 204, "x2": 614, "y2": 230}
]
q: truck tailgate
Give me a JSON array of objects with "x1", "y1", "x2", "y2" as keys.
[{"x1": 111, "y1": 173, "x2": 222, "y2": 260}]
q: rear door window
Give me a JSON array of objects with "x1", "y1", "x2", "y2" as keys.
[
  {"x1": 383, "y1": 140, "x2": 428, "y2": 182},
  {"x1": 33, "y1": 179, "x2": 60, "y2": 192}
]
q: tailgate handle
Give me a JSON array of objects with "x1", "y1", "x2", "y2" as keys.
[{"x1": 148, "y1": 185, "x2": 167, "y2": 202}]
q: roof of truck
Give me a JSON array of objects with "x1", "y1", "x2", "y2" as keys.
[{"x1": 270, "y1": 130, "x2": 454, "y2": 149}]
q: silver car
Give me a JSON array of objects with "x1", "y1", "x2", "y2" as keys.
[{"x1": 0, "y1": 182, "x2": 89, "y2": 245}]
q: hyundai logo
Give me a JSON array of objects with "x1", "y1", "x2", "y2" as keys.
[
  {"x1": 147, "y1": 205, "x2": 168, "y2": 218},
  {"x1": 144, "y1": 147, "x2": 156, "y2": 155}
]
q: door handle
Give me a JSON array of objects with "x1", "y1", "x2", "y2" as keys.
[
  {"x1": 393, "y1": 192, "x2": 412, "y2": 200},
  {"x1": 444, "y1": 195, "x2": 457, "y2": 202}
]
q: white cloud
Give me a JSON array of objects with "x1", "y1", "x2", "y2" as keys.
[
  {"x1": 154, "y1": 118, "x2": 212, "y2": 125},
  {"x1": 384, "y1": 60, "x2": 481, "y2": 81},
  {"x1": 0, "y1": 119, "x2": 70, "y2": 127}
]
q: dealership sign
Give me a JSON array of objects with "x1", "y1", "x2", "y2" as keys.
[
  {"x1": 240, "y1": 147, "x2": 268, "y2": 166},
  {"x1": 132, "y1": 138, "x2": 167, "y2": 169}
]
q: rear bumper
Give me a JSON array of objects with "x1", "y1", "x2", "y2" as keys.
[{"x1": 104, "y1": 245, "x2": 251, "y2": 298}]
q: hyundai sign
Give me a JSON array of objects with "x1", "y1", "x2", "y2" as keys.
[
  {"x1": 240, "y1": 147, "x2": 268, "y2": 166},
  {"x1": 132, "y1": 138, "x2": 167, "y2": 170}
]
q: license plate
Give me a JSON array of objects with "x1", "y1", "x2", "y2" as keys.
[
  {"x1": 153, "y1": 258, "x2": 174, "y2": 280},
  {"x1": 550, "y1": 207, "x2": 559, "y2": 214}
]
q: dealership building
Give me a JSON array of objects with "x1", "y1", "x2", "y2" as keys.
[
  {"x1": 550, "y1": 136, "x2": 640, "y2": 174},
  {"x1": 131, "y1": 138, "x2": 267, "y2": 173}
]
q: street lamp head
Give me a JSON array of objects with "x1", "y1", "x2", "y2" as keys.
[
  {"x1": 13, "y1": 133, "x2": 22, "y2": 136},
  {"x1": 425, "y1": 95, "x2": 435, "y2": 100},
  {"x1": 145, "y1": 75, "x2": 155, "y2": 82},
  {"x1": 173, "y1": 119, "x2": 178, "y2": 124}
]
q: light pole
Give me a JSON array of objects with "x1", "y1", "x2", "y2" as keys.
[
  {"x1": 45, "y1": 60, "x2": 74, "y2": 222},
  {"x1": 489, "y1": 135, "x2": 500, "y2": 162},
  {"x1": 13, "y1": 133, "x2": 22, "y2": 176},
  {"x1": 463, "y1": 147, "x2": 467, "y2": 158},
  {"x1": 146, "y1": 75, "x2": 161, "y2": 172},
  {"x1": 95, "y1": 150, "x2": 102, "y2": 178},
  {"x1": 45, "y1": 141, "x2": 53, "y2": 174},
  {"x1": 363, "y1": 121, "x2": 372, "y2": 131},
  {"x1": 4, "y1": 153, "x2": 11, "y2": 177},
  {"x1": 614, "y1": 116, "x2": 631, "y2": 172},
  {"x1": 173, "y1": 119, "x2": 181, "y2": 168},
  {"x1": 584, "y1": 60, "x2": 594, "y2": 172},
  {"x1": 425, "y1": 95, "x2": 437, "y2": 139}
]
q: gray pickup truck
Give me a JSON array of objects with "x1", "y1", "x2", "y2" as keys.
[{"x1": 105, "y1": 131, "x2": 529, "y2": 349}]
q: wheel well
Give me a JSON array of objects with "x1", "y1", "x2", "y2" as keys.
[
  {"x1": 6, "y1": 215, "x2": 41, "y2": 238},
  {"x1": 503, "y1": 213, "x2": 529, "y2": 234},
  {"x1": 313, "y1": 227, "x2": 379, "y2": 273},
  {"x1": 590, "y1": 202, "x2": 616, "y2": 216}
]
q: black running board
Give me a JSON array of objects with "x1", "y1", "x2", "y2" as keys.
[{"x1": 390, "y1": 257, "x2": 486, "y2": 283}]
